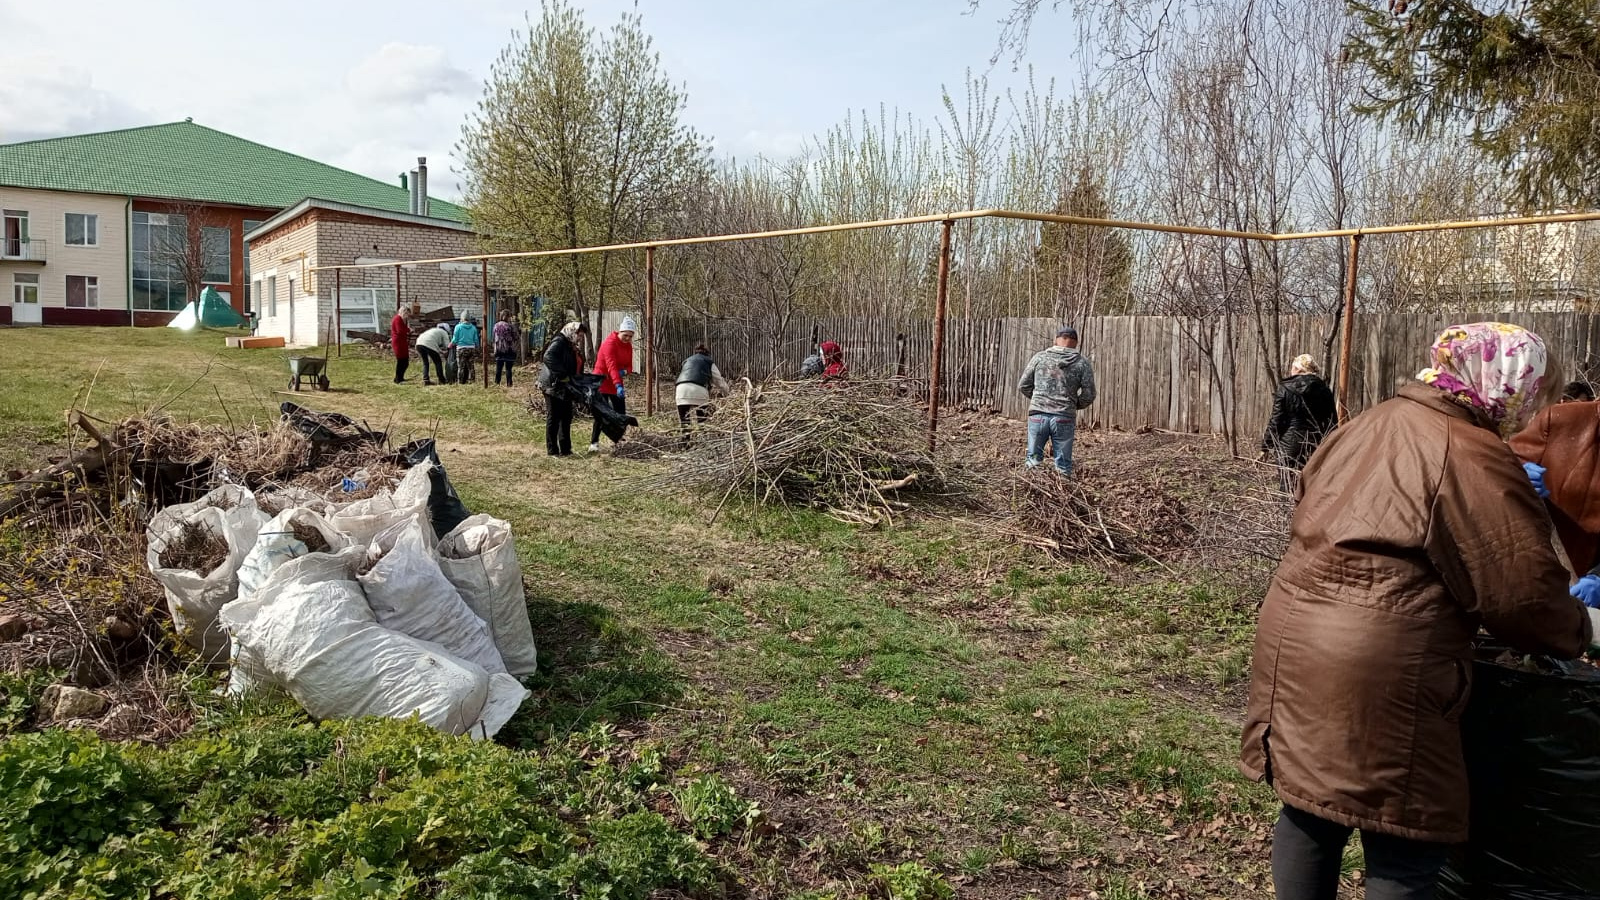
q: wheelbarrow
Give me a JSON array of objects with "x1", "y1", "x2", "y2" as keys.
[{"x1": 288, "y1": 355, "x2": 330, "y2": 391}]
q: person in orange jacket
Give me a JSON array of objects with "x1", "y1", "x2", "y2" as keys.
[{"x1": 589, "y1": 315, "x2": 636, "y2": 452}]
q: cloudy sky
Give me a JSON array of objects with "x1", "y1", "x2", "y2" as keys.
[{"x1": 0, "y1": 0, "x2": 1084, "y2": 201}]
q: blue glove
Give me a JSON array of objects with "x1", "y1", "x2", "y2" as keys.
[
  {"x1": 1571, "y1": 575, "x2": 1600, "y2": 609},
  {"x1": 1523, "y1": 461, "x2": 1550, "y2": 499},
  {"x1": 614, "y1": 382, "x2": 625, "y2": 399},
  {"x1": 619, "y1": 368, "x2": 629, "y2": 378}
]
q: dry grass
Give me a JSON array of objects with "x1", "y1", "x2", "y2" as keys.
[{"x1": 154, "y1": 521, "x2": 229, "y2": 573}]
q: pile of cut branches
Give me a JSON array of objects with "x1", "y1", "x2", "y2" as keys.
[
  {"x1": 988, "y1": 431, "x2": 1292, "y2": 576},
  {"x1": 637, "y1": 381, "x2": 968, "y2": 524}
]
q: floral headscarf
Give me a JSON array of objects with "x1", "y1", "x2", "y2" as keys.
[
  {"x1": 1416, "y1": 322, "x2": 1547, "y2": 426},
  {"x1": 1290, "y1": 354, "x2": 1318, "y2": 376}
]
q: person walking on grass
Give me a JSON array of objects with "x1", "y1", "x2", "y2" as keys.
[
  {"x1": 676, "y1": 343, "x2": 729, "y2": 446},
  {"x1": 1260, "y1": 353, "x2": 1338, "y2": 482},
  {"x1": 589, "y1": 315, "x2": 636, "y2": 452},
  {"x1": 493, "y1": 310, "x2": 520, "y2": 387},
  {"x1": 538, "y1": 320, "x2": 588, "y2": 457},
  {"x1": 1017, "y1": 327, "x2": 1096, "y2": 476},
  {"x1": 452, "y1": 313, "x2": 482, "y2": 385},
  {"x1": 390, "y1": 303, "x2": 412, "y2": 384},
  {"x1": 416, "y1": 321, "x2": 449, "y2": 386},
  {"x1": 1242, "y1": 322, "x2": 1597, "y2": 900}
]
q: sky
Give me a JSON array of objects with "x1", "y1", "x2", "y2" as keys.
[{"x1": 0, "y1": 0, "x2": 1086, "y2": 202}]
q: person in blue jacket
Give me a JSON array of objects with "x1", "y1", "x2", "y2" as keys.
[{"x1": 451, "y1": 313, "x2": 482, "y2": 384}]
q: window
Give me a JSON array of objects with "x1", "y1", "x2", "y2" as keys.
[
  {"x1": 265, "y1": 275, "x2": 277, "y2": 317},
  {"x1": 249, "y1": 279, "x2": 261, "y2": 315},
  {"x1": 66, "y1": 275, "x2": 99, "y2": 308},
  {"x1": 2, "y1": 210, "x2": 26, "y2": 258},
  {"x1": 242, "y1": 220, "x2": 263, "y2": 311},
  {"x1": 12, "y1": 273, "x2": 38, "y2": 304},
  {"x1": 336, "y1": 287, "x2": 397, "y2": 341},
  {"x1": 65, "y1": 213, "x2": 98, "y2": 247},
  {"x1": 202, "y1": 226, "x2": 230, "y2": 284},
  {"x1": 131, "y1": 211, "x2": 189, "y2": 310}
]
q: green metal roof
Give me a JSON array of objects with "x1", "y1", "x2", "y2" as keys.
[{"x1": 0, "y1": 121, "x2": 467, "y2": 222}]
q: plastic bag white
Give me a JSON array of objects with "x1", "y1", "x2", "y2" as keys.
[
  {"x1": 328, "y1": 463, "x2": 434, "y2": 545},
  {"x1": 225, "y1": 546, "x2": 365, "y2": 696},
  {"x1": 236, "y1": 508, "x2": 351, "y2": 599},
  {"x1": 145, "y1": 485, "x2": 267, "y2": 661},
  {"x1": 359, "y1": 518, "x2": 507, "y2": 675},
  {"x1": 437, "y1": 515, "x2": 538, "y2": 675},
  {"x1": 221, "y1": 580, "x2": 511, "y2": 735}
]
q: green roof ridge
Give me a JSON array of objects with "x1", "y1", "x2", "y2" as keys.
[{"x1": 0, "y1": 121, "x2": 468, "y2": 223}]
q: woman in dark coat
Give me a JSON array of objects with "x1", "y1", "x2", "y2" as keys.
[
  {"x1": 537, "y1": 321, "x2": 588, "y2": 457},
  {"x1": 1261, "y1": 353, "x2": 1338, "y2": 472},
  {"x1": 1242, "y1": 323, "x2": 1595, "y2": 900}
]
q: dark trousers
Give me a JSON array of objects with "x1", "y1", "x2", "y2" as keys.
[
  {"x1": 546, "y1": 394, "x2": 574, "y2": 456},
  {"x1": 677, "y1": 403, "x2": 710, "y2": 445},
  {"x1": 495, "y1": 356, "x2": 515, "y2": 386},
  {"x1": 418, "y1": 347, "x2": 445, "y2": 384},
  {"x1": 1272, "y1": 806, "x2": 1449, "y2": 900},
  {"x1": 394, "y1": 354, "x2": 409, "y2": 383},
  {"x1": 591, "y1": 393, "x2": 626, "y2": 445},
  {"x1": 457, "y1": 349, "x2": 477, "y2": 384}
]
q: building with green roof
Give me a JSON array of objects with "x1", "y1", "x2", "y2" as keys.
[{"x1": 0, "y1": 120, "x2": 468, "y2": 326}]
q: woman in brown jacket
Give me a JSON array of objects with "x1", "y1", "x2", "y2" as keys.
[{"x1": 1241, "y1": 323, "x2": 1597, "y2": 900}]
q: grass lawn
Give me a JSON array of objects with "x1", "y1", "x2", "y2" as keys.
[{"x1": 0, "y1": 326, "x2": 1290, "y2": 899}]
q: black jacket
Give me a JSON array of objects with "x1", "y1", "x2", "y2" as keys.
[
  {"x1": 1262, "y1": 373, "x2": 1337, "y2": 466},
  {"x1": 678, "y1": 352, "x2": 714, "y2": 387},
  {"x1": 538, "y1": 333, "x2": 579, "y2": 392}
]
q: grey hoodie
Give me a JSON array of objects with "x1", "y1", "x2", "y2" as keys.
[{"x1": 1018, "y1": 346, "x2": 1096, "y2": 417}]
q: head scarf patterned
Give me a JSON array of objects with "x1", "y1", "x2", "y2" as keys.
[
  {"x1": 1416, "y1": 322, "x2": 1548, "y2": 426},
  {"x1": 1290, "y1": 354, "x2": 1318, "y2": 376},
  {"x1": 560, "y1": 321, "x2": 582, "y2": 339}
]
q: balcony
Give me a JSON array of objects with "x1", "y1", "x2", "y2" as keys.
[{"x1": 0, "y1": 239, "x2": 45, "y2": 263}]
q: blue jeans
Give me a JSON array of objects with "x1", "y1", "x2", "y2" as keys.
[{"x1": 1027, "y1": 412, "x2": 1077, "y2": 475}]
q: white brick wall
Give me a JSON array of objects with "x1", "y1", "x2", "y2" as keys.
[{"x1": 0, "y1": 187, "x2": 129, "y2": 313}]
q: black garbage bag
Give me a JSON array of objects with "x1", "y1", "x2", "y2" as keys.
[
  {"x1": 557, "y1": 373, "x2": 638, "y2": 443},
  {"x1": 390, "y1": 438, "x2": 472, "y2": 539},
  {"x1": 1436, "y1": 648, "x2": 1600, "y2": 900},
  {"x1": 279, "y1": 401, "x2": 386, "y2": 457}
]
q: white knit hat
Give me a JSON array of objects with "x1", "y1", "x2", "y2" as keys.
[{"x1": 619, "y1": 315, "x2": 637, "y2": 333}]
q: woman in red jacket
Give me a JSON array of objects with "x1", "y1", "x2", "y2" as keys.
[
  {"x1": 390, "y1": 304, "x2": 412, "y2": 384},
  {"x1": 589, "y1": 315, "x2": 636, "y2": 452}
]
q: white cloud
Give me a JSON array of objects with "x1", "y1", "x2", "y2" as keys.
[
  {"x1": 347, "y1": 43, "x2": 478, "y2": 105},
  {"x1": 0, "y1": 55, "x2": 149, "y2": 143}
]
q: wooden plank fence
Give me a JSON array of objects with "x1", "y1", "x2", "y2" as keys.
[{"x1": 649, "y1": 313, "x2": 1600, "y2": 442}]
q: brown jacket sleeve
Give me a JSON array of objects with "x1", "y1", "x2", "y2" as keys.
[
  {"x1": 1428, "y1": 422, "x2": 1592, "y2": 658},
  {"x1": 1507, "y1": 405, "x2": 1552, "y2": 465}
]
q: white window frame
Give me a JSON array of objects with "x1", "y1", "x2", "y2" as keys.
[
  {"x1": 265, "y1": 275, "x2": 277, "y2": 317},
  {"x1": 64, "y1": 213, "x2": 99, "y2": 247},
  {"x1": 65, "y1": 275, "x2": 99, "y2": 309},
  {"x1": 12, "y1": 273, "x2": 39, "y2": 304},
  {"x1": 336, "y1": 287, "x2": 397, "y2": 342}
]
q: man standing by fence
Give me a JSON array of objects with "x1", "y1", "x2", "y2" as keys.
[{"x1": 1018, "y1": 327, "x2": 1096, "y2": 476}]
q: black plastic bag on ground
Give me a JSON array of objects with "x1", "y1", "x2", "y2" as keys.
[
  {"x1": 558, "y1": 374, "x2": 637, "y2": 443},
  {"x1": 1436, "y1": 648, "x2": 1600, "y2": 900},
  {"x1": 392, "y1": 439, "x2": 473, "y2": 538},
  {"x1": 279, "y1": 402, "x2": 386, "y2": 456}
]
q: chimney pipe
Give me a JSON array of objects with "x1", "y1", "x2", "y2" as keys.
[
  {"x1": 416, "y1": 157, "x2": 429, "y2": 217},
  {"x1": 399, "y1": 172, "x2": 408, "y2": 191},
  {"x1": 409, "y1": 169, "x2": 419, "y2": 214}
]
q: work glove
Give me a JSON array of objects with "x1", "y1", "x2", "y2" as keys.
[
  {"x1": 1572, "y1": 575, "x2": 1600, "y2": 609},
  {"x1": 1523, "y1": 461, "x2": 1550, "y2": 499},
  {"x1": 619, "y1": 368, "x2": 629, "y2": 378},
  {"x1": 615, "y1": 382, "x2": 626, "y2": 399}
]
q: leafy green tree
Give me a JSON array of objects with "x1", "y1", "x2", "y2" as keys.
[
  {"x1": 458, "y1": 0, "x2": 709, "y2": 331},
  {"x1": 1345, "y1": 0, "x2": 1600, "y2": 207}
]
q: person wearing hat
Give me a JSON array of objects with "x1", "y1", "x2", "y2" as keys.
[
  {"x1": 589, "y1": 315, "x2": 637, "y2": 452},
  {"x1": 1017, "y1": 326, "x2": 1096, "y2": 476},
  {"x1": 452, "y1": 313, "x2": 482, "y2": 384},
  {"x1": 538, "y1": 320, "x2": 590, "y2": 456},
  {"x1": 1260, "y1": 353, "x2": 1338, "y2": 485}
]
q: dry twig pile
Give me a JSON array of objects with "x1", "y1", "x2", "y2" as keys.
[{"x1": 637, "y1": 382, "x2": 967, "y2": 524}]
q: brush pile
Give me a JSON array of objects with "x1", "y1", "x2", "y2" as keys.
[
  {"x1": 986, "y1": 430, "x2": 1292, "y2": 576},
  {"x1": 611, "y1": 430, "x2": 682, "y2": 461},
  {"x1": 638, "y1": 382, "x2": 967, "y2": 523}
]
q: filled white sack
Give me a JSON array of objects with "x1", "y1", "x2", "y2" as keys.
[
  {"x1": 221, "y1": 580, "x2": 504, "y2": 735},
  {"x1": 437, "y1": 515, "x2": 538, "y2": 675},
  {"x1": 236, "y1": 508, "x2": 351, "y2": 599},
  {"x1": 145, "y1": 485, "x2": 267, "y2": 661},
  {"x1": 328, "y1": 463, "x2": 434, "y2": 545},
  {"x1": 359, "y1": 517, "x2": 507, "y2": 675},
  {"x1": 225, "y1": 546, "x2": 365, "y2": 696}
]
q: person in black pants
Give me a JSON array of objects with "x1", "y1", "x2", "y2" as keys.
[
  {"x1": 537, "y1": 321, "x2": 588, "y2": 456},
  {"x1": 492, "y1": 309, "x2": 520, "y2": 387},
  {"x1": 1271, "y1": 806, "x2": 1448, "y2": 900},
  {"x1": 416, "y1": 322, "x2": 449, "y2": 385}
]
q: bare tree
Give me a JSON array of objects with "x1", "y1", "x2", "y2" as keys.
[{"x1": 148, "y1": 200, "x2": 231, "y2": 309}]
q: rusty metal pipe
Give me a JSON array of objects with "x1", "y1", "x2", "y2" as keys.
[
  {"x1": 929, "y1": 219, "x2": 953, "y2": 452},
  {"x1": 1337, "y1": 233, "x2": 1362, "y2": 423},
  {"x1": 481, "y1": 261, "x2": 489, "y2": 388},
  {"x1": 645, "y1": 246, "x2": 656, "y2": 418}
]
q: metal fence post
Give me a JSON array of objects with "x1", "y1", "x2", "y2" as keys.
[
  {"x1": 645, "y1": 245, "x2": 656, "y2": 417},
  {"x1": 929, "y1": 219, "x2": 954, "y2": 451},
  {"x1": 1337, "y1": 233, "x2": 1363, "y2": 423},
  {"x1": 481, "y1": 261, "x2": 489, "y2": 388},
  {"x1": 334, "y1": 268, "x2": 342, "y2": 358}
]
